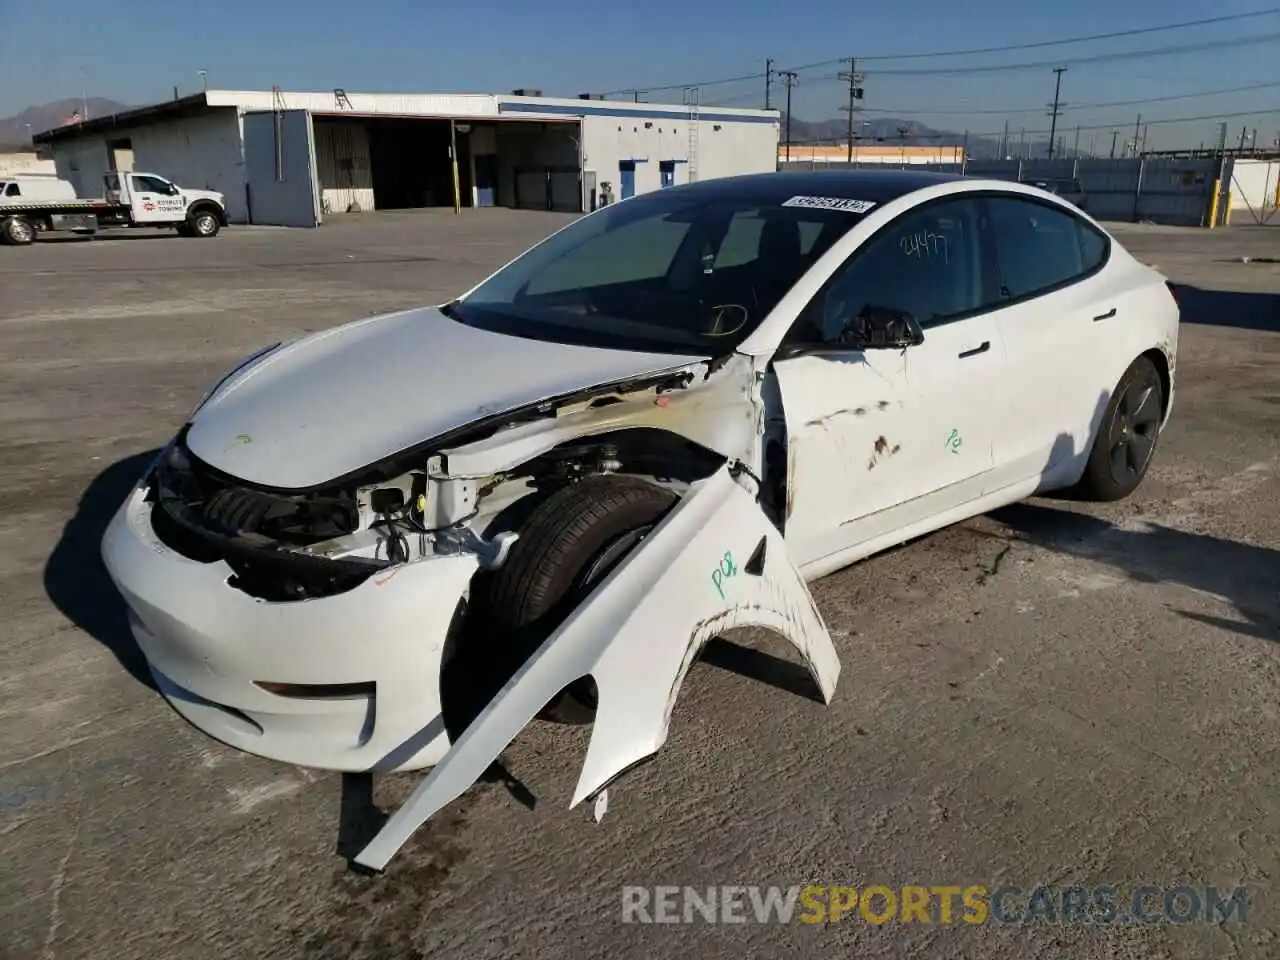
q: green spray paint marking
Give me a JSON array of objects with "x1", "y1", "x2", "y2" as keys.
[
  {"x1": 945, "y1": 429, "x2": 963, "y2": 454},
  {"x1": 711, "y1": 550, "x2": 738, "y2": 599}
]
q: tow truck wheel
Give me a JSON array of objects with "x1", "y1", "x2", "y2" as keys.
[
  {"x1": 2, "y1": 216, "x2": 35, "y2": 246},
  {"x1": 188, "y1": 210, "x2": 220, "y2": 238}
]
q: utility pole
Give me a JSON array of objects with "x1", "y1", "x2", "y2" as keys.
[
  {"x1": 1046, "y1": 66, "x2": 1066, "y2": 161},
  {"x1": 1132, "y1": 113, "x2": 1143, "y2": 158},
  {"x1": 1109, "y1": 129, "x2": 1118, "y2": 158},
  {"x1": 764, "y1": 58, "x2": 775, "y2": 110},
  {"x1": 1237, "y1": 124, "x2": 1249, "y2": 153},
  {"x1": 1000, "y1": 120, "x2": 1009, "y2": 158},
  {"x1": 1140, "y1": 123, "x2": 1149, "y2": 155},
  {"x1": 1018, "y1": 127, "x2": 1026, "y2": 159},
  {"x1": 1072, "y1": 124, "x2": 1080, "y2": 157},
  {"x1": 838, "y1": 58, "x2": 865, "y2": 163},
  {"x1": 198, "y1": 70, "x2": 208, "y2": 92},
  {"x1": 780, "y1": 70, "x2": 798, "y2": 161}
]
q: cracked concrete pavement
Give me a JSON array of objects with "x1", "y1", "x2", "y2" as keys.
[{"x1": 1, "y1": 211, "x2": 1278, "y2": 959}]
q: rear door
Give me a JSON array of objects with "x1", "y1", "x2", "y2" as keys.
[
  {"x1": 242, "y1": 110, "x2": 321, "y2": 227},
  {"x1": 982, "y1": 194, "x2": 1118, "y2": 482}
]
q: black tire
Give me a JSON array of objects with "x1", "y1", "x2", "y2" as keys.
[
  {"x1": 2, "y1": 216, "x2": 35, "y2": 246},
  {"x1": 187, "y1": 208, "x2": 220, "y2": 238},
  {"x1": 1076, "y1": 355, "x2": 1164, "y2": 502},
  {"x1": 464, "y1": 476, "x2": 677, "y2": 725}
]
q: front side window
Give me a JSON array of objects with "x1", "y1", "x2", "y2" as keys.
[
  {"x1": 790, "y1": 196, "x2": 989, "y2": 344},
  {"x1": 986, "y1": 196, "x2": 1107, "y2": 300},
  {"x1": 450, "y1": 191, "x2": 865, "y2": 354},
  {"x1": 3, "y1": 182, "x2": 19, "y2": 197},
  {"x1": 131, "y1": 174, "x2": 172, "y2": 194}
]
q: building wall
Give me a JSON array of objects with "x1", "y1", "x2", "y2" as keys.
[
  {"x1": 51, "y1": 109, "x2": 249, "y2": 221},
  {"x1": 581, "y1": 113, "x2": 778, "y2": 201},
  {"x1": 0, "y1": 152, "x2": 57, "y2": 177},
  {"x1": 314, "y1": 119, "x2": 375, "y2": 213}
]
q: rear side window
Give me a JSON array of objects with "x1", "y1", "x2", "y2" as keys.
[
  {"x1": 4, "y1": 183, "x2": 19, "y2": 197},
  {"x1": 986, "y1": 196, "x2": 1108, "y2": 301}
]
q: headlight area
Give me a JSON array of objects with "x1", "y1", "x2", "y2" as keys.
[{"x1": 142, "y1": 433, "x2": 517, "y2": 603}]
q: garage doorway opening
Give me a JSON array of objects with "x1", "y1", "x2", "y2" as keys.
[{"x1": 312, "y1": 116, "x2": 582, "y2": 214}]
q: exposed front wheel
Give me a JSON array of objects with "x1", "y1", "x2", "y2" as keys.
[
  {"x1": 1076, "y1": 356, "x2": 1164, "y2": 501},
  {"x1": 448, "y1": 476, "x2": 677, "y2": 730}
]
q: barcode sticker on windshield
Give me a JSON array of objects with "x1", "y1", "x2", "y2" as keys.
[{"x1": 781, "y1": 195, "x2": 877, "y2": 213}]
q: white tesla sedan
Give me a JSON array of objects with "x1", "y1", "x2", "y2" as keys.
[{"x1": 101, "y1": 170, "x2": 1178, "y2": 868}]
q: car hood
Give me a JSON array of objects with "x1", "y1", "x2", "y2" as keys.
[{"x1": 184, "y1": 306, "x2": 704, "y2": 489}]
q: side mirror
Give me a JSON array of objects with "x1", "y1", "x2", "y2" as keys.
[
  {"x1": 167, "y1": 183, "x2": 180, "y2": 195},
  {"x1": 839, "y1": 305, "x2": 925, "y2": 349}
]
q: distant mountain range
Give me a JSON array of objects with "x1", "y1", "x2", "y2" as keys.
[
  {"x1": 0, "y1": 98, "x2": 130, "y2": 149},
  {"x1": 782, "y1": 114, "x2": 1082, "y2": 160}
]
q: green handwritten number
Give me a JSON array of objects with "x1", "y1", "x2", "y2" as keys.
[
  {"x1": 946, "y1": 429, "x2": 963, "y2": 454},
  {"x1": 711, "y1": 550, "x2": 737, "y2": 599}
]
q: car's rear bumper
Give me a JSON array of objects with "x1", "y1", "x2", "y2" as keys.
[{"x1": 101, "y1": 484, "x2": 477, "y2": 772}]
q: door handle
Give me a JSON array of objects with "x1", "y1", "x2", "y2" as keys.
[
  {"x1": 958, "y1": 341, "x2": 990, "y2": 359},
  {"x1": 1093, "y1": 307, "x2": 1117, "y2": 322}
]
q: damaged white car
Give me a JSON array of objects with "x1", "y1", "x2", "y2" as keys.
[{"x1": 101, "y1": 171, "x2": 1178, "y2": 869}]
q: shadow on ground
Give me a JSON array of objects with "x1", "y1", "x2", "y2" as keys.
[
  {"x1": 1172, "y1": 284, "x2": 1280, "y2": 332},
  {"x1": 43, "y1": 449, "x2": 161, "y2": 690},
  {"x1": 992, "y1": 502, "x2": 1280, "y2": 643}
]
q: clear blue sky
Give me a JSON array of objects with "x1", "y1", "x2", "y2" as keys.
[{"x1": 5, "y1": 0, "x2": 1278, "y2": 151}]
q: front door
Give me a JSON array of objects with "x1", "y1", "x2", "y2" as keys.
[
  {"x1": 128, "y1": 173, "x2": 184, "y2": 224},
  {"x1": 660, "y1": 161, "x2": 675, "y2": 188},
  {"x1": 619, "y1": 161, "x2": 636, "y2": 199},
  {"x1": 774, "y1": 194, "x2": 1006, "y2": 569}
]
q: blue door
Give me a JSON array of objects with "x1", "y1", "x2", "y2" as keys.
[
  {"x1": 659, "y1": 160, "x2": 675, "y2": 188},
  {"x1": 619, "y1": 160, "x2": 636, "y2": 199},
  {"x1": 474, "y1": 154, "x2": 497, "y2": 207}
]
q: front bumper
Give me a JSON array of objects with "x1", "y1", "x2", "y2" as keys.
[{"x1": 101, "y1": 484, "x2": 478, "y2": 772}]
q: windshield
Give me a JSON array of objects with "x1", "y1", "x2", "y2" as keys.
[{"x1": 449, "y1": 190, "x2": 867, "y2": 354}]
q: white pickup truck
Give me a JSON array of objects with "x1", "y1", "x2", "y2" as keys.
[{"x1": 0, "y1": 171, "x2": 228, "y2": 246}]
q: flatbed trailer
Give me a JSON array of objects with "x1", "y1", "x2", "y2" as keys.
[{"x1": 0, "y1": 171, "x2": 228, "y2": 246}]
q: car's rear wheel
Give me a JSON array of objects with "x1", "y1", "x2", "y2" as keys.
[
  {"x1": 1076, "y1": 355, "x2": 1164, "y2": 501},
  {"x1": 459, "y1": 475, "x2": 677, "y2": 726}
]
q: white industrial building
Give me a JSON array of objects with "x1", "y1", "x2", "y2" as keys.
[{"x1": 33, "y1": 89, "x2": 780, "y2": 226}]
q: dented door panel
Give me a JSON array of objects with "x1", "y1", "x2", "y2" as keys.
[
  {"x1": 354, "y1": 465, "x2": 839, "y2": 871},
  {"x1": 772, "y1": 349, "x2": 919, "y2": 568},
  {"x1": 776, "y1": 318, "x2": 1003, "y2": 569}
]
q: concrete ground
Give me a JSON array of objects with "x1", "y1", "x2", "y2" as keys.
[{"x1": 1, "y1": 210, "x2": 1278, "y2": 960}]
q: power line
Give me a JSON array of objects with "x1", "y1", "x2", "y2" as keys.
[
  {"x1": 603, "y1": 7, "x2": 1280, "y2": 95},
  {"x1": 848, "y1": 80, "x2": 1280, "y2": 117},
  {"x1": 803, "y1": 31, "x2": 1280, "y2": 79}
]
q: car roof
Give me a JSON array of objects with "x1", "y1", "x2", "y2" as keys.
[{"x1": 658, "y1": 169, "x2": 970, "y2": 206}]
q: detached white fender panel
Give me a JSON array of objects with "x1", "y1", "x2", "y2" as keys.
[{"x1": 354, "y1": 465, "x2": 840, "y2": 870}]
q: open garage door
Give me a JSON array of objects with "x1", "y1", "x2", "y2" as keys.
[{"x1": 243, "y1": 110, "x2": 322, "y2": 227}]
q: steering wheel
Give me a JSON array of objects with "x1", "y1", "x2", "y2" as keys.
[{"x1": 704, "y1": 303, "x2": 750, "y2": 337}]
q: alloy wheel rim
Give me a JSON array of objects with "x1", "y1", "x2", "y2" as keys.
[{"x1": 1108, "y1": 377, "x2": 1160, "y2": 485}]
